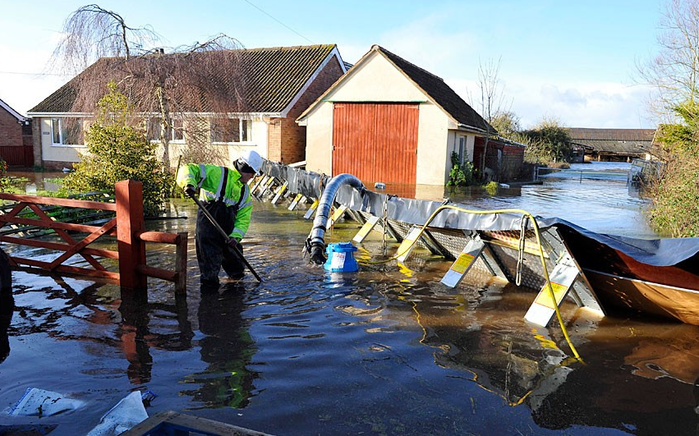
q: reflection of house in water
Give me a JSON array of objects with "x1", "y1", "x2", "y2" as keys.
[{"x1": 567, "y1": 128, "x2": 656, "y2": 162}]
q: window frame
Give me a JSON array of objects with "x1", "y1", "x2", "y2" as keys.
[
  {"x1": 211, "y1": 117, "x2": 252, "y2": 144},
  {"x1": 50, "y1": 117, "x2": 84, "y2": 146}
]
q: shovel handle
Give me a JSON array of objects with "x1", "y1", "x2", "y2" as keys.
[{"x1": 187, "y1": 191, "x2": 263, "y2": 282}]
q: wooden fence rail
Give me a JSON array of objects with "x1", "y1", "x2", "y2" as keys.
[{"x1": 0, "y1": 180, "x2": 187, "y2": 294}]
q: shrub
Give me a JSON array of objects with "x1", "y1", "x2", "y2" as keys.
[
  {"x1": 484, "y1": 181, "x2": 498, "y2": 195},
  {"x1": 61, "y1": 82, "x2": 172, "y2": 216},
  {"x1": 646, "y1": 100, "x2": 699, "y2": 237},
  {"x1": 446, "y1": 152, "x2": 475, "y2": 187},
  {"x1": 521, "y1": 118, "x2": 572, "y2": 164}
]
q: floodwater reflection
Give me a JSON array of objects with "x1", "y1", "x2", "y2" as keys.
[{"x1": 182, "y1": 283, "x2": 257, "y2": 409}]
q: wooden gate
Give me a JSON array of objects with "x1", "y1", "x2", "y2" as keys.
[
  {"x1": 332, "y1": 103, "x2": 419, "y2": 184},
  {"x1": 0, "y1": 146, "x2": 33, "y2": 167},
  {"x1": 0, "y1": 180, "x2": 187, "y2": 293}
]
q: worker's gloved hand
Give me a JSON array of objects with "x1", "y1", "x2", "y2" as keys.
[
  {"x1": 228, "y1": 238, "x2": 241, "y2": 250},
  {"x1": 183, "y1": 185, "x2": 196, "y2": 198}
]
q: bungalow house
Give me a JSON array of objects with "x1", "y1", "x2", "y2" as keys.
[
  {"x1": 27, "y1": 44, "x2": 346, "y2": 170},
  {"x1": 296, "y1": 44, "x2": 524, "y2": 187},
  {"x1": 567, "y1": 128, "x2": 656, "y2": 162},
  {"x1": 0, "y1": 97, "x2": 33, "y2": 167}
]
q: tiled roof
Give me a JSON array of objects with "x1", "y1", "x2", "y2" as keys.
[
  {"x1": 567, "y1": 127, "x2": 656, "y2": 155},
  {"x1": 375, "y1": 45, "x2": 493, "y2": 134},
  {"x1": 30, "y1": 44, "x2": 339, "y2": 115}
]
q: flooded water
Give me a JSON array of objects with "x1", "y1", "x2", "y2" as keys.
[
  {"x1": 444, "y1": 161, "x2": 656, "y2": 238},
  {"x1": 3, "y1": 163, "x2": 698, "y2": 435}
]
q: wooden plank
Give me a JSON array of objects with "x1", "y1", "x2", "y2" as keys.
[
  {"x1": 0, "y1": 193, "x2": 116, "y2": 211},
  {"x1": 136, "y1": 264, "x2": 177, "y2": 282},
  {"x1": 48, "y1": 219, "x2": 116, "y2": 271},
  {"x1": 0, "y1": 214, "x2": 118, "y2": 235},
  {"x1": 116, "y1": 180, "x2": 147, "y2": 290},
  {"x1": 138, "y1": 231, "x2": 183, "y2": 244},
  {"x1": 10, "y1": 256, "x2": 119, "y2": 281},
  {"x1": 175, "y1": 232, "x2": 188, "y2": 293},
  {"x1": 0, "y1": 235, "x2": 118, "y2": 259},
  {"x1": 24, "y1": 203, "x2": 111, "y2": 271}
]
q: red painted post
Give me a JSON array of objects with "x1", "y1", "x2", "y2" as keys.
[{"x1": 116, "y1": 180, "x2": 147, "y2": 291}]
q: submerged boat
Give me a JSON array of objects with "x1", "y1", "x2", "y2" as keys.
[{"x1": 554, "y1": 221, "x2": 699, "y2": 324}]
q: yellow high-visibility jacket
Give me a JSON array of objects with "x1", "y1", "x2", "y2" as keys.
[{"x1": 177, "y1": 164, "x2": 253, "y2": 241}]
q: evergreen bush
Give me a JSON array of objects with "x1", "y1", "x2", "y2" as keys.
[{"x1": 61, "y1": 82, "x2": 172, "y2": 216}]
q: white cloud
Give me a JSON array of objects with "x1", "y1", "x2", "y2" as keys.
[
  {"x1": 507, "y1": 79, "x2": 655, "y2": 129},
  {"x1": 444, "y1": 75, "x2": 656, "y2": 129}
]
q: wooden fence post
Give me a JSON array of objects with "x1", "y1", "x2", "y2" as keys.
[{"x1": 116, "y1": 180, "x2": 147, "y2": 291}]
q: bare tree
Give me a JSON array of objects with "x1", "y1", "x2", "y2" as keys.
[
  {"x1": 475, "y1": 57, "x2": 509, "y2": 179},
  {"x1": 638, "y1": 0, "x2": 699, "y2": 121},
  {"x1": 51, "y1": 4, "x2": 247, "y2": 171}
]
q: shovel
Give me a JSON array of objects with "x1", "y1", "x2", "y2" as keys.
[{"x1": 186, "y1": 191, "x2": 263, "y2": 282}]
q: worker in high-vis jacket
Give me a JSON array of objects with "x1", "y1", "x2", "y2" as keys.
[{"x1": 177, "y1": 150, "x2": 263, "y2": 289}]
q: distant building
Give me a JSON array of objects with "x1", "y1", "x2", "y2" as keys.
[
  {"x1": 567, "y1": 128, "x2": 656, "y2": 162},
  {"x1": 0, "y1": 98, "x2": 33, "y2": 167}
]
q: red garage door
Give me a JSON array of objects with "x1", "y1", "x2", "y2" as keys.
[{"x1": 332, "y1": 103, "x2": 418, "y2": 184}]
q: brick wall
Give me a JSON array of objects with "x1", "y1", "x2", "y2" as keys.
[
  {"x1": 267, "y1": 119, "x2": 283, "y2": 162},
  {"x1": 0, "y1": 108, "x2": 23, "y2": 148},
  {"x1": 473, "y1": 137, "x2": 526, "y2": 182},
  {"x1": 32, "y1": 118, "x2": 42, "y2": 167},
  {"x1": 272, "y1": 58, "x2": 344, "y2": 164}
]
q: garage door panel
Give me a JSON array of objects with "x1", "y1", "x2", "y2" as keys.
[{"x1": 333, "y1": 103, "x2": 418, "y2": 184}]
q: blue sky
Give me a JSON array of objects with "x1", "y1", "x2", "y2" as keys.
[{"x1": 0, "y1": 0, "x2": 664, "y2": 128}]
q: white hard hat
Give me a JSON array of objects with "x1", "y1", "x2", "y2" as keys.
[{"x1": 239, "y1": 150, "x2": 263, "y2": 175}]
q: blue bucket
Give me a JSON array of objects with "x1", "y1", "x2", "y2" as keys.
[{"x1": 324, "y1": 242, "x2": 359, "y2": 272}]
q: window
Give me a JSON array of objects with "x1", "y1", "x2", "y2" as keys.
[
  {"x1": 172, "y1": 118, "x2": 184, "y2": 141},
  {"x1": 51, "y1": 118, "x2": 83, "y2": 145},
  {"x1": 458, "y1": 137, "x2": 466, "y2": 164},
  {"x1": 147, "y1": 118, "x2": 162, "y2": 141},
  {"x1": 211, "y1": 118, "x2": 252, "y2": 143},
  {"x1": 147, "y1": 118, "x2": 184, "y2": 141},
  {"x1": 241, "y1": 119, "x2": 251, "y2": 142}
]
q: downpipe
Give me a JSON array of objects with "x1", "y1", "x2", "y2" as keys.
[{"x1": 305, "y1": 173, "x2": 365, "y2": 265}]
